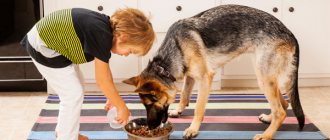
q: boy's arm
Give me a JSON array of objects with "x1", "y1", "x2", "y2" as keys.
[{"x1": 94, "y1": 58, "x2": 126, "y2": 109}]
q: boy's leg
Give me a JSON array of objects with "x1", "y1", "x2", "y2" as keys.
[{"x1": 32, "y1": 59, "x2": 84, "y2": 140}]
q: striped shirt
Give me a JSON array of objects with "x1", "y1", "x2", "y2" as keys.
[{"x1": 21, "y1": 8, "x2": 113, "y2": 68}]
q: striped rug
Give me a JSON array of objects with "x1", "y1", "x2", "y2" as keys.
[{"x1": 28, "y1": 94, "x2": 329, "y2": 140}]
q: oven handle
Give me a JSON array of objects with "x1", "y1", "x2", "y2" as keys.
[{"x1": 0, "y1": 57, "x2": 32, "y2": 63}]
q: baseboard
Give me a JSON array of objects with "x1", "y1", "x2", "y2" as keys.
[{"x1": 222, "y1": 77, "x2": 330, "y2": 87}]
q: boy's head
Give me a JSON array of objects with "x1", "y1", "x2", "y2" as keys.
[{"x1": 111, "y1": 8, "x2": 155, "y2": 56}]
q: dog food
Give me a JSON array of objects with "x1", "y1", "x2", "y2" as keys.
[{"x1": 129, "y1": 125, "x2": 172, "y2": 137}]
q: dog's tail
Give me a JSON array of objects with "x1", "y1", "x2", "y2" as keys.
[{"x1": 290, "y1": 37, "x2": 305, "y2": 130}]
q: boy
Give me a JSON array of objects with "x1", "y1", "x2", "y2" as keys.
[{"x1": 20, "y1": 8, "x2": 155, "y2": 140}]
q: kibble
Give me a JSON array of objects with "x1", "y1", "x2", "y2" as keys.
[{"x1": 129, "y1": 125, "x2": 172, "y2": 137}]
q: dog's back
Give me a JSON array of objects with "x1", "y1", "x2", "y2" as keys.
[
  {"x1": 176, "y1": 5, "x2": 297, "y2": 52},
  {"x1": 163, "y1": 4, "x2": 305, "y2": 130}
]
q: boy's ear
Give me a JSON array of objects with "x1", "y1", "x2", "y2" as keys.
[
  {"x1": 116, "y1": 33, "x2": 127, "y2": 43},
  {"x1": 122, "y1": 76, "x2": 139, "y2": 86}
]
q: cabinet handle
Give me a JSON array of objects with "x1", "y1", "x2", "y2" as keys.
[
  {"x1": 272, "y1": 7, "x2": 278, "y2": 13},
  {"x1": 289, "y1": 7, "x2": 294, "y2": 12},
  {"x1": 176, "y1": 6, "x2": 182, "y2": 11},
  {"x1": 98, "y1": 6, "x2": 103, "y2": 11}
]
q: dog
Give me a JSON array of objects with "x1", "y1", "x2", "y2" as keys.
[{"x1": 123, "y1": 4, "x2": 305, "y2": 140}]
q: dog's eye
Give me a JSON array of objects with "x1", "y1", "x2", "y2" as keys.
[
  {"x1": 152, "y1": 96, "x2": 158, "y2": 101},
  {"x1": 139, "y1": 93, "x2": 158, "y2": 106},
  {"x1": 143, "y1": 94, "x2": 158, "y2": 102}
]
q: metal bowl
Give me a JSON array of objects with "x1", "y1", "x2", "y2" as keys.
[{"x1": 123, "y1": 118, "x2": 173, "y2": 140}]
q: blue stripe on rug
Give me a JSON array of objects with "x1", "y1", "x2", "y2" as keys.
[{"x1": 28, "y1": 131, "x2": 327, "y2": 140}]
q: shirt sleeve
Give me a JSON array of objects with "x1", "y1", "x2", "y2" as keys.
[
  {"x1": 72, "y1": 9, "x2": 113, "y2": 63},
  {"x1": 83, "y1": 27, "x2": 113, "y2": 63}
]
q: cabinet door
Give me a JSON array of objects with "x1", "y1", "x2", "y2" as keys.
[
  {"x1": 43, "y1": 1, "x2": 58, "y2": 15},
  {"x1": 220, "y1": 0, "x2": 281, "y2": 77},
  {"x1": 141, "y1": 33, "x2": 166, "y2": 69},
  {"x1": 46, "y1": 0, "x2": 137, "y2": 14},
  {"x1": 282, "y1": 0, "x2": 330, "y2": 76},
  {"x1": 79, "y1": 56, "x2": 140, "y2": 82},
  {"x1": 223, "y1": 54, "x2": 256, "y2": 76},
  {"x1": 138, "y1": 0, "x2": 216, "y2": 32}
]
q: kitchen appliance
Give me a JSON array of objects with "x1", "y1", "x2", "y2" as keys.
[{"x1": 0, "y1": 0, "x2": 46, "y2": 91}]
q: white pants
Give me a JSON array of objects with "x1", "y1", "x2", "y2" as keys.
[{"x1": 32, "y1": 59, "x2": 84, "y2": 140}]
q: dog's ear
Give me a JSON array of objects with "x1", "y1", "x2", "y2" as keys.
[{"x1": 122, "y1": 76, "x2": 139, "y2": 86}]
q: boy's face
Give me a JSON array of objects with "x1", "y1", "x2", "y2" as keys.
[
  {"x1": 112, "y1": 34, "x2": 143, "y2": 56},
  {"x1": 112, "y1": 34, "x2": 132, "y2": 56},
  {"x1": 111, "y1": 45, "x2": 132, "y2": 56}
]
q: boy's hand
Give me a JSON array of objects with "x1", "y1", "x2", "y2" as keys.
[
  {"x1": 115, "y1": 103, "x2": 130, "y2": 125},
  {"x1": 104, "y1": 99, "x2": 113, "y2": 111}
]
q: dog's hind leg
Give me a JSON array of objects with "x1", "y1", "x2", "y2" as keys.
[
  {"x1": 253, "y1": 43, "x2": 295, "y2": 139},
  {"x1": 258, "y1": 92, "x2": 288, "y2": 124},
  {"x1": 169, "y1": 75, "x2": 195, "y2": 117},
  {"x1": 254, "y1": 72, "x2": 286, "y2": 140},
  {"x1": 258, "y1": 41, "x2": 304, "y2": 129}
]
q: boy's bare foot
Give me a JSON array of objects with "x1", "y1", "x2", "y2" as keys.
[{"x1": 78, "y1": 134, "x2": 89, "y2": 140}]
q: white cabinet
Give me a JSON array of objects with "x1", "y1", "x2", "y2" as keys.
[
  {"x1": 79, "y1": 55, "x2": 140, "y2": 82},
  {"x1": 44, "y1": 0, "x2": 137, "y2": 15},
  {"x1": 219, "y1": 0, "x2": 330, "y2": 83},
  {"x1": 141, "y1": 33, "x2": 166, "y2": 69},
  {"x1": 44, "y1": 0, "x2": 330, "y2": 91},
  {"x1": 138, "y1": 0, "x2": 216, "y2": 32},
  {"x1": 282, "y1": 0, "x2": 330, "y2": 76}
]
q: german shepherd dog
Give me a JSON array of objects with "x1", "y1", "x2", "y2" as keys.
[{"x1": 123, "y1": 4, "x2": 305, "y2": 140}]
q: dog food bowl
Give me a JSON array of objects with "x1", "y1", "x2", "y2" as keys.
[{"x1": 123, "y1": 118, "x2": 173, "y2": 140}]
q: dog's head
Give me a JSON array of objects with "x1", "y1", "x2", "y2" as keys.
[{"x1": 123, "y1": 76, "x2": 177, "y2": 129}]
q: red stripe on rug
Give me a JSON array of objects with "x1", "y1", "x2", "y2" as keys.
[{"x1": 36, "y1": 116, "x2": 311, "y2": 124}]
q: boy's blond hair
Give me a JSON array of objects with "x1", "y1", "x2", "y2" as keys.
[{"x1": 111, "y1": 8, "x2": 155, "y2": 56}]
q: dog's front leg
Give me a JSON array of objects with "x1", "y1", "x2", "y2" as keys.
[
  {"x1": 169, "y1": 76, "x2": 195, "y2": 117},
  {"x1": 183, "y1": 74, "x2": 213, "y2": 139}
]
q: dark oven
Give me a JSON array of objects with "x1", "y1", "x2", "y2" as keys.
[{"x1": 0, "y1": 0, "x2": 46, "y2": 91}]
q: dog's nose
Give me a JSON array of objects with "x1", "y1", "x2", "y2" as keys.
[{"x1": 147, "y1": 120, "x2": 160, "y2": 129}]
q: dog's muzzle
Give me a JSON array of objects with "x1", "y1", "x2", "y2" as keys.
[{"x1": 146, "y1": 105, "x2": 169, "y2": 129}]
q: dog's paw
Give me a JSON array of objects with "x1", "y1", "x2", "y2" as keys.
[
  {"x1": 168, "y1": 109, "x2": 182, "y2": 118},
  {"x1": 258, "y1": 113, "x2": 271, "y2": 124},
  {"x1": 253, "y1": 134, "x2": 272, "y2": 140},
  {"x1": 183, "y1": 127, "x2": 198, "y2": 139}
]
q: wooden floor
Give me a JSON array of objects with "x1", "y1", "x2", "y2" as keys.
[{"x1": 0, "y1": 87, "x2": 329, "y2": 139}]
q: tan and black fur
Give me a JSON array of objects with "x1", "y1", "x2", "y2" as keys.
[{"x1": 123, "y1": 4, "x2": 304, "y2": 140}]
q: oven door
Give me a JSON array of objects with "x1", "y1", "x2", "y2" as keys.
[
  {"x1": 0, "y1": 0, "x2": 46, "y2": 91},
  {"x1": 0, "y1": 57, "x2": 43, "y2": 80},
  {"x1": 0, "y1": 47, "x2": 46, "y2": 91}
]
